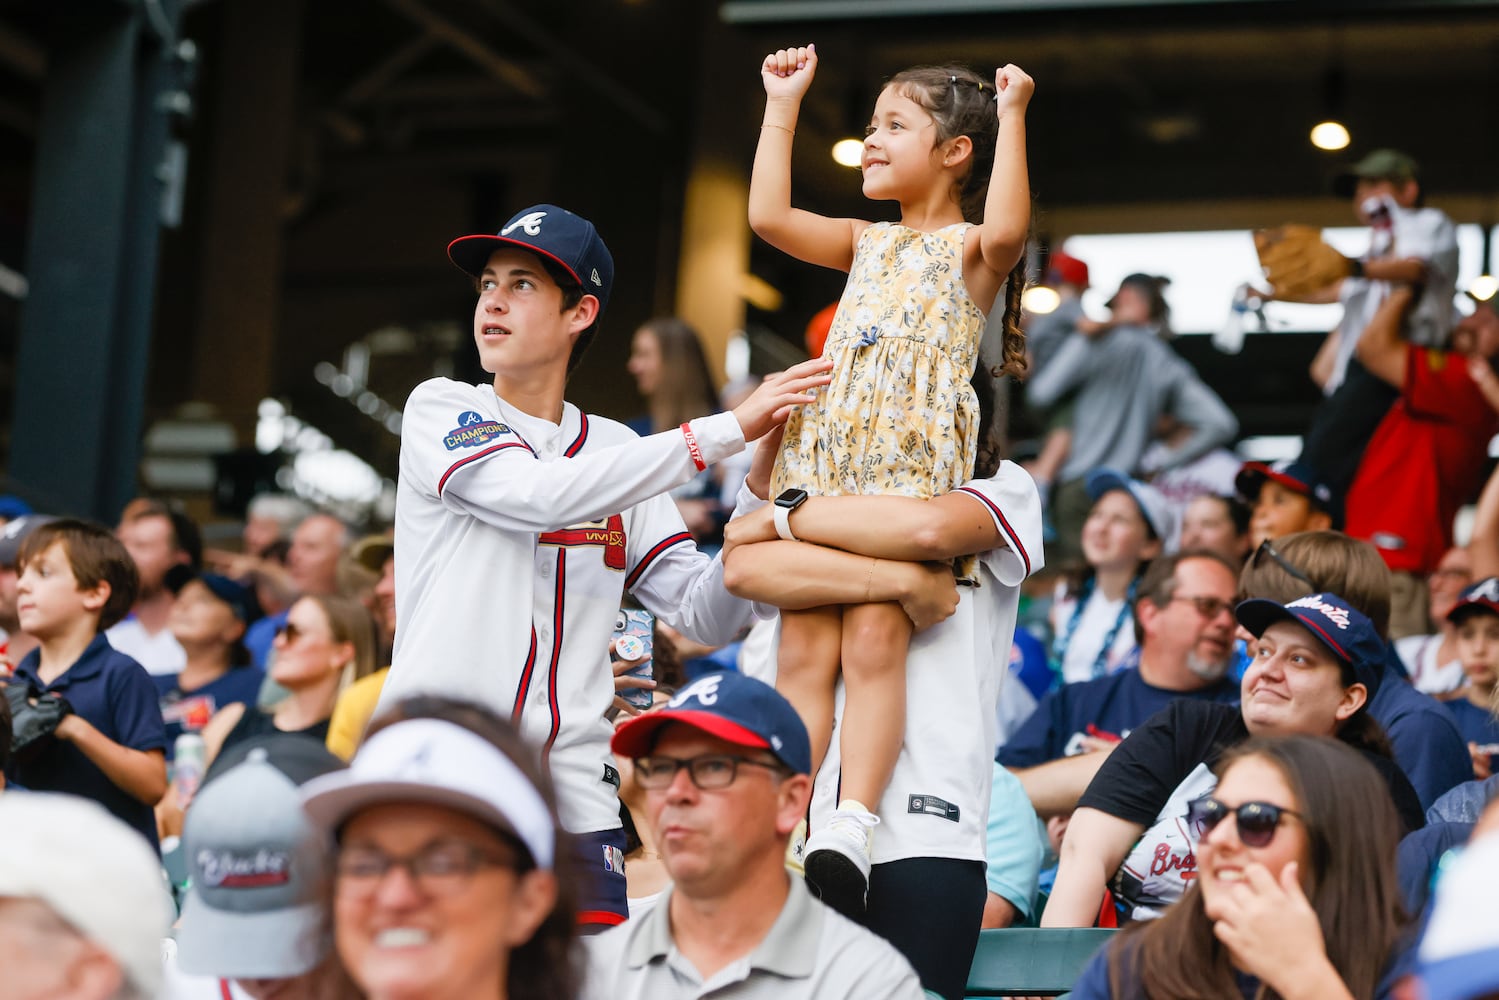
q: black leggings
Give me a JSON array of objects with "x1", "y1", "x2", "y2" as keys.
[{"x1": 864, "y1": 857, "x2": 987, "y2": 1000}]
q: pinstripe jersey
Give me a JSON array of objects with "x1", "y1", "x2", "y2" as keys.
[{"x1": 385, "y1": 377, "x2": 754, "y2": 834}]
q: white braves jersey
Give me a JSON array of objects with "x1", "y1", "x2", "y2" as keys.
[
  {"x1": 384, "y1": 378, "x2": 753, "y2": 834},
  {"x1": 800, "y1": 462, "x2": 1044, "y2": 864}
]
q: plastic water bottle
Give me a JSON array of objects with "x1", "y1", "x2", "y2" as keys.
[{"x1": 173, "y1": 732, "x2": 207, "y2": 807}]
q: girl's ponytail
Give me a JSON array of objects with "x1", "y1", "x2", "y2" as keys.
[{"x1": 995, "y1": 251, "x2": 1028, "y2": 380}]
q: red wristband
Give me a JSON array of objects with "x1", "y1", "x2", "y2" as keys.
[{"x1": 680, "y1": 422, "x2": 707, "y2": 472}]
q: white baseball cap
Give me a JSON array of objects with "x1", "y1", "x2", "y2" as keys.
[
  {"x1": 0, "y1": 793, "x2": 173, "y2": 997},
  {"x1": 1085, "y1": 467, "x2": 1175, "y2": 542},
  {"x1": 300, "y1": 718, "x2": 556, "y2": 870}
]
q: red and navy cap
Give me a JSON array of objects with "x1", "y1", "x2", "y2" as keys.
[
  {"x1": 1045, "y1": 250, "x2": 1089, "y2": 289},
  {"x1": 1235, "y1": 460, "x2": 1343, "y2": 527},
  {"x1": 611, "y1": 671, "x2": 811, "y2": 775},
  {"x1": 1447, "y1": 577, "x2": 1499, "y2": 625},
  {"x1": 1236, "y1": 592, "x2": 1384, "y2": 694},
  {"x1": 447, "y1": 204, "x2": 614, "y2": 319}
]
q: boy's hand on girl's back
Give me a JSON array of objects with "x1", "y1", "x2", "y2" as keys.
[
  {"x1": 730, "y1": 357, "x2": 833, "y2": 443},
  {"x1": 761, "y1": 44, "x2": 818, "y2": 101},
  {"x1": 994, "y1": 63, "x2": 1034, "y2": 116}
]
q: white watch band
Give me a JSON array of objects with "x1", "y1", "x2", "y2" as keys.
[{"x1": 773, "y1": 502, "x2": 799, "y2": 542}]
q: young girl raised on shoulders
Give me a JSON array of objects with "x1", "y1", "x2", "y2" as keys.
[{"x1": 746, "y1": 42, "x2": 1032, "y2": 911}]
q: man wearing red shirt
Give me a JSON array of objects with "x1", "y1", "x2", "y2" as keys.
[{"x1": 1346, "y1": 286, "x2": 1499, "y2": 637}]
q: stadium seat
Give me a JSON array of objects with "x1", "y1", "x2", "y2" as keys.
[{"x1": 965, "y1": 927, "x2": 1115, "y2": 997}]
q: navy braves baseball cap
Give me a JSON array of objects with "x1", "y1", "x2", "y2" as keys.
[
  {"x1": 612, "y1": 671, "x2": 812, "y2": 775},
  {"x1": 194, "y1": 572, "x2": 262, "y2": 624},
  {"x1": 1236, "y1": 592, "x2": 1384, "y2": 694},
  {"x1": 1085, "y1": 467, "x2": 1174, "y2": 542},
  {"x1": 447, "y1": 204, "x2": 614, "y2": 319},
  {"x1": 1235, "y1": 460, "x2": 1343, "y2": 527},
  {"x1": 1446, "y1": 577, "x2": 1499, "y2": 625}
]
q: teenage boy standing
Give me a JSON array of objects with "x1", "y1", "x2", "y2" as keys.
[{"x1": 382, "y1": 204, "x2": 831, "y2": 927}]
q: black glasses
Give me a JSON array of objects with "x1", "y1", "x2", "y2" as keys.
[
  {"x1": 1250, "y1": 539, "x2": 1316, "y2": 589},
  {"x1": 633, "y1": 754, "x2": 787, "y2": 790},
  {"x1": 1187, "y1": 797, "x2": 1303, "y2": 848},
  {"x1": 336, "y1": 841, "x2": 519, "y2": 897},
  {"x1": 1170, "y1": 595, "x2": 1235, "y2": 620},
  {"x1": 276, "y1": 621, "x2": 305, "y2": 643}
]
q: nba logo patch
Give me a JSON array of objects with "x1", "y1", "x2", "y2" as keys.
[{"x1": 602, "y1": 844, "x2": 626, "y2": 876}]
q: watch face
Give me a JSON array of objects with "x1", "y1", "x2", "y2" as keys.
[{"x1": 775, "y1": 488, "x2": 809, "y2": 509}]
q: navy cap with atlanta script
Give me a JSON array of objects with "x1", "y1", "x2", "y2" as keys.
[
  {"x1": 612, "y1": 671, "x2": 812, "y2": 775},
  {"x1": 447, "y1": 204, "x2": 614, "y2": 320},
  {"x1": 1236, "y1": 592, "x2": 1384, "y2": 696}
]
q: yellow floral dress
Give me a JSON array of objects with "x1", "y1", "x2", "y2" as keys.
[{"x1": 771, "y1": 221, "x2": 986, "y2": 580}]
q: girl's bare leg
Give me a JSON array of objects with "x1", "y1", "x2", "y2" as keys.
[
  {"x1": 837, "y1": 600, "x2": 913, "y2": 808},
  {"x1": 774, "y1": 605, "x2": 844, "y2": 774}
]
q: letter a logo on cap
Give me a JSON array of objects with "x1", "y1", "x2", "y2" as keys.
[
  {"x1": 671, "y1": 674, "x2": 722, "y2": 708},
  {"x1": 503, "y1": 211, "x2": 547, "y2": 237}
]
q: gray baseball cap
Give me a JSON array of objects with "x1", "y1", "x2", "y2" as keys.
[{"x1": 176, "y1": 744, "x2": 342, "y2": 979}]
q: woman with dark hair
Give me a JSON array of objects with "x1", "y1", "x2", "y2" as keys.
[
  {"x1": 1071, "y1": 735, "x2": 1410, "y2": 1000},
  {"x1": 1043, "y1": 590, "x2": 1424, "y2": 928},
  {"x1": 626, "y1": 317, "x2": 727, "y2": 547},
  {"x1": 301, "y1": 695, "x2": 579, "y2": 1000}
]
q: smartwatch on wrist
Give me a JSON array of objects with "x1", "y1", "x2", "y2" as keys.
[
  {"x1": 773, "y1": 488, "x2": 809, "y2": 542},
  {"x1": 1348, "y1": 257, "x2": 1366, "y2": 279}
]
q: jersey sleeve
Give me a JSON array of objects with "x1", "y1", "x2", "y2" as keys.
[
  {"x1": 624, "y1": 495, "x2": 755, "y2": 647},
  {"x1": 952, "y1": 460, "x2": 1044, "y2": 586},
  {"x1": 1077, "y1": 700, "x2": 1242, "y2": 827},
  {"x1": 399, "y1": 379, "x2": 745, "y2": 534}
]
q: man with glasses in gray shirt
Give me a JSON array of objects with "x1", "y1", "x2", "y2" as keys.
[{"x1": 588, "y1": 671, "x2": 923, "y2": 999}]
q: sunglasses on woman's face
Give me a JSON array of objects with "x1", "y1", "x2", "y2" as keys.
[{"x1": 1187, "y1": 797, "x2": 1303, "y2": 848}]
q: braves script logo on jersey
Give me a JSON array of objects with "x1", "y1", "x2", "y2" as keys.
[
  {"x1": 503, "y1": 212, "x2": 546, "y2": 236},
  {"x1": 539, "y1": 514, "x2": 626, "y2": 571},
  {"x1": 1286, "y1": 595, "x2": 1351, "y2": 629},
  {"x1": 444, "y1": 411, "x2": 511, "y2": 450}
]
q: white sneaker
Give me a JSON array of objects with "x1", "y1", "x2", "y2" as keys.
[{"x1": 804, "y1": 802, "x2": 878, "y2": 918}]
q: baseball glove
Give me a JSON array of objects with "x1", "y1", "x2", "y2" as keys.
[
  {"x1": 4, "y1": 681, "x2": 73, "y2": 753},
  {"x1": 1254, "y1": 224, "x2": 1355, "y2": 299}
]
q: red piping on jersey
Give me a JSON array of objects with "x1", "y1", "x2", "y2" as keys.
[
  {"x1": 511, "y1": 627, "x2": 540, "y2": 723},
  {"x1": 577, "y1": 909, "x2": 627, "y2": 927},
  {"x1": 564, "y1": 413, "x2": 589, "y2": 456},
  {"x1": 541, "y1": 551, "x2": 567, "y2": 760},
  {"x1": 624, "y1": 531, "x2": 693, "y2": 589},
  {"x1": 218, "y1": 980, "x2": 234, "y2": 1000},
  {"x1": 437, "y1": 440, "x2": 535, "y2": 496},
  {"x1": 954, "y1": 486, "x2": 1031, "y2": 577}
]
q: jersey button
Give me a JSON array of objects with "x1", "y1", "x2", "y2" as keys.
[
  {"x1": 539, "y1": 628, "x2": 552, "y2": 643},
  {"x1": 539, "y1": 561, "x2": 552, "y2": 578}
]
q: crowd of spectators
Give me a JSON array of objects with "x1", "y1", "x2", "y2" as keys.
[{"x1": 1, "y1": 141, "x2": 1498, "y2": 1000}]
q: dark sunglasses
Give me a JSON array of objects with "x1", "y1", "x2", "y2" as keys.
[
  {"x1": 1187, "y1": 797, "x2": 1303, "y2": 848},
  {"x1": 276, "y1": 621, "x2": 305, "y2": 643},
  {"x1": 1249, "y1": 539, "x2": 1316, "y2": 589}
]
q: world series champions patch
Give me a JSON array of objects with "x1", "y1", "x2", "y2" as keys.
[{"x1": 444, "y1": 410, "x2": 511, "y2": 450}]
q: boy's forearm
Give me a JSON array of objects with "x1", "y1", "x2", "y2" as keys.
[{"x1": 60, "y1": 715, "x2": 168, "y2": 805}]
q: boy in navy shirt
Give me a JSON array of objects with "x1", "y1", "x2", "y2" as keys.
[{"x1": 7, "y1": 520, "x2": 167, "y2": 847}]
